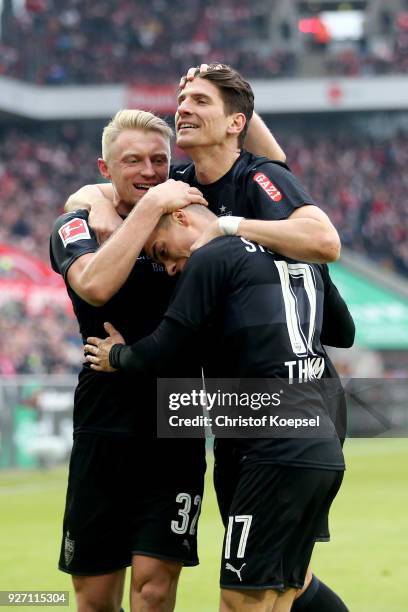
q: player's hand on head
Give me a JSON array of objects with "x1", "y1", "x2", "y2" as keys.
[
  {"x1": 84, "y1": 322, "x2": 125, "y2": 372},
  {"x1": 146, "y1": 179, "x2": 208, "y2": 214},
  {"x1": 179, "y1": 64, "x2": 207, "y2": 89},
  {"x1": 179, "y1": 63, "x2": 224, "y2": 89},
  {"x1": 88, "y1": 200, "x2": 123, "y2": 244},
  {"x1": 190, "y1": 219, "x2": 223, "y2": 253}
]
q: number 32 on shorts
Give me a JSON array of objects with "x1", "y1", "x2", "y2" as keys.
[
  {"x1": 171, "y1": 493, "x2": 202, "y2": 535},
  {"x1": 225, "y1": 515, "x2": 253, "y2": 559}
]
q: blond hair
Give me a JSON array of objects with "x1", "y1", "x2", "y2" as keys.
[{"x1": 101, "y1": 109, "x2": 173, "y2": 161}]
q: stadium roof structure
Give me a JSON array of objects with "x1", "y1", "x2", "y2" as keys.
[{"x1": 329, "y1": 262, "x2": 408, "y2": 349}]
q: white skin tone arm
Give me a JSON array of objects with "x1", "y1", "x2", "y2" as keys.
[
  {"x1": 66, "y1": 180, "x2": 207, "y2": 306},
  {"x1": 65, "y1": 184, "x2": 340, "y2": 264},
  {"x1": 64, "y1": 183, "x2": 119, "y2": 243},
  {"x1": 237, "y1": 206, "x2": 341, "y2": 262},
  {"x1": 244, "y1": 111, "x2": 286, "y2": 161},
  {"x1": 191, "y1": 205, "x2": 341, "y2": 263}
]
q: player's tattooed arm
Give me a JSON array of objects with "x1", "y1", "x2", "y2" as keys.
[
  {"x1": 180, "y1": 63, "x2": 286, "y2": 162},
  {"x1": 64, "y1": 183, "x2": 121, "y2": 244}
]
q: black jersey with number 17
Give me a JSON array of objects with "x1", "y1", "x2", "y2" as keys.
[
  {"x1": 165, "y1": 236, "x2": 345, "y2": 470},
  {"x1": 171, "y1": 151, "x2": 347, "y2": 443}
]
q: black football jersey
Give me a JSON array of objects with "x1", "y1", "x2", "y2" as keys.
[
  {"x1": 171, "y1": 151, "x2": 347, "y2": 442},
  {"x1": 165, "y1": 236, "x2": 345, "y2": 469},
  {"x1": 170, "y1": 150, "x2": 315, "y2": 220},
  {"x1": 50, "y1": 209, "x2": 177, "y2": 436}
]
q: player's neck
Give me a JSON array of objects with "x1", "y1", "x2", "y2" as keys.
[
  {"x1": 190, "y1": 145, "x2": 240, "y2": 185},
  {"x1": 116, "y1": 200, "x2": 134, "y2": 217}
]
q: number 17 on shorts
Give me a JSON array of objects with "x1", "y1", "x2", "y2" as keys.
[{"x1": 223, "y1": 515, "x2": 252, "y2": 583}]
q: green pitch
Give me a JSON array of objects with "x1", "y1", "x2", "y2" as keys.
[{"x1": 0, "y1": 438, "x2": 407, "y2": 611}]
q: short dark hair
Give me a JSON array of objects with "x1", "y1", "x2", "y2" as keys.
[{"x1": 192, "y1": 63, "x2": 254, "y2": 147}]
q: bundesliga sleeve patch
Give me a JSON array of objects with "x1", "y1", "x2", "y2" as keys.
[
  {"x1": 58, "y1": 218, "x2": 91, "y2": 247},
  {"x1": 253, "y1": 172, "x2": 283, "y2": 202}
]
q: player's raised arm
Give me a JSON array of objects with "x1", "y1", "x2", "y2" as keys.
[{"x1": 243, "y1": 111, "x2": 286, "y2": 161}]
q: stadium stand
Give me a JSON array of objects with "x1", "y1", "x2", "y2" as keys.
[
  {"x1": 1, "y1": 0, "x2": 408, "y2": 84},
  {"x1": 0, "y1": 0, "x2": 296, "y2": 83},
  {"x1": 0, "y1": 298, "x2": 82, "y2": 374}
]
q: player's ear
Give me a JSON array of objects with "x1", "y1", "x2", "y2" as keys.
[
  {"x1": 97, "y1": 158, "x2": 110, "y2": 180},
  {"x1": 227, "y1": 113, "x2": 246, "y2": 139},
  {"x1": 172, "y1": 210, "x2": 188, "y2": 226}
]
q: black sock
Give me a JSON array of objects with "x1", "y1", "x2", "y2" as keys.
[{"x1": 291, "y1": 575, "x2": 349, "y2": 611}]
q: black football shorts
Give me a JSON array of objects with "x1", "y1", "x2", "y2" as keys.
[
  {"x1": 215, "y1": 458, "x2": 343, "y2": 591},
  {"x1": 59, "y1": 434, "x2": 206, "y2": 575},
  {"x1": 214, "y1": 439, "x2": 333, "y2": 543}
]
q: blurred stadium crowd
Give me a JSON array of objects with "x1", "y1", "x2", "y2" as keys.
[
  {"x1": 1, "y1": 0, "x2": 408, "y2": 84},
  {"x1": 0, "y1": 299, "x2": 82, "y2": 375},
  {"x1": 1, "y1": 125, "x2": 406, "y2": 273},
  {"x1": 0, "y1": 121, "x2": 407, "y2": 375},
  {"x1": 0, "y1": 0, "x2": 296, "y2": 83}
]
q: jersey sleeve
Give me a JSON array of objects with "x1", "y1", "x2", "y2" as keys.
[
  {"x1": 165, "y1": 238, "x2": 232, "y2": 329},
  {"x1": 49, "y1": 209, "x2": 98, "y2": 281},
  {"x1": 109, "y1": 318, "x2": 194, "y2": 373},
  {"x1": 320, "y1": 265, "x2": 355, "y2": 348},
  {"x1": 245, "y1": 161, "x2": 316, "y2": 221}
]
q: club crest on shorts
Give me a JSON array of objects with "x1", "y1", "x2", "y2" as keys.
[{"x1": 64, "y1": 531, "x2": 75, "y2": 567}]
